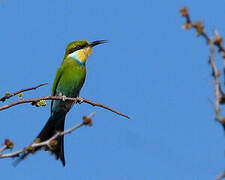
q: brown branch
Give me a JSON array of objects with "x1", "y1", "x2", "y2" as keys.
[
  {"x1": 215, "y1": 170, "x2": 225, "y2": 180},
  {"x1": 78, "y1": 97, "x2": 130, "y2": 119},
  {"x1": 180, "y1": 7, "x2": 211, "y2": 43},
  {"x1": 180, "y1": 7, "x2": 225, "y2": 180},
  {"x1": 0, "y1": 82, "x2": 129, "y2": 163},
  {"x1": 209, "y1": 43, "x2": 224, "y2": 124},
  {"x1": 0, "y1": 112, "x2": 95, "y2": 159},
  {"x1": 0, "y1": 96, "x2": 130, "y2": 119},
  {"x1": 0, "y1": 145, "x2": 7, "y2": 154},
  {"x1": 180, "y1": 7, "x2": 225, "y2": 52},
  {"x1": 0, "y1": 83, "x2": 48, "y2": 102},
  {"x1": 180, "y1": 8, "x2": 225, "y2": 87},
  {"x1": 180, "y1": 7, "x2": 225, "y2": 127}
]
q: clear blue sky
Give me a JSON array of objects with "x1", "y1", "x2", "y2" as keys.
[{"x1": 0, "y1": 0, "x2": 224, "y2": 179}]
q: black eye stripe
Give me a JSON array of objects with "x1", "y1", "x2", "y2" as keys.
[
  {"x1": 68, "y1": 45, "x2": 88, "y2": 54},
  {"x1": 68, "y1": 47, "x2": 81, "y2": 54}
]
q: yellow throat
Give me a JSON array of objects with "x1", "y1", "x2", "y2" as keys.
[
  {"x1": 67, "y1": 46, "x2": 92, "y2": 64},
  {"x1": 74, "y1": 47, "x2": 92, "y2": 64}
]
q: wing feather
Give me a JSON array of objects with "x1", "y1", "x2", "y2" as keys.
[{"x1": 51, "y1": 65, "x2": 64, "y2": 113}]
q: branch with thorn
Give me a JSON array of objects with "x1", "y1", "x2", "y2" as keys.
[{"x1": 0, "y1": 112, "x2": 95, "y2": 159}]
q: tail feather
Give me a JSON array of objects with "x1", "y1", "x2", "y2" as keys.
[
  {"x1": 15, "y1": 111, "x2": 66, "y2": 166},
  {"x1": 37, "y1": 111, "x2": 66, "y2": 166}
]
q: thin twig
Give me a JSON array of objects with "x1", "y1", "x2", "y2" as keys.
[
  {"x1": 215, "y1": 170, "x2": 225, "y2": 180},
  {"x1": 0, "y1": 96, "x2": 130, "y2": 119},
  {"x1": 180, "y1": 7, "x2": 225, "y2": 53},
  {"x1": 0, "y1": 83, "x2": 48, "y2": 102},
  {"x1": 180, "y1": 7, "x2": 225, "y2": 179},
  {"x1": 0, "y1": 145, "x2": 7, "y2": 154},
  {"x1": 180, "y1": 7, "x2": 225, "y2": 126},
  {"x1": 0, "y1": 112, "x2": 95, "y2": 159},
  {"x1": 78, "y1": 97, "x2": 130, "y2": 119},
  {"x1": 209, "y1": 43, "x2": 224, "y2": 123}
]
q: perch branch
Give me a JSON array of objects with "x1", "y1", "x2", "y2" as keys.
[
  {"x1": 0, "y1": 112, "x2": 95, "y2": 159},
  {"x1": 0, "y1": 96, "x2": 130, "y2": 119}
]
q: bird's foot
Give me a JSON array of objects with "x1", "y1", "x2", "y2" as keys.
[
  {"x1": 77, "y1": 97, "x2": 83, "y2": 104},
  {"x1": 62, "y1": 95, "x2": 66, "y2": 101},
  {"x1": 58, "y1": 92, "x2": 66, "y2": 101}
]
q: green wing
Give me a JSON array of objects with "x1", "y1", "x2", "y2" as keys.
[{"x1": 51, "y1": 65, "x2": 64, "y2": 113}]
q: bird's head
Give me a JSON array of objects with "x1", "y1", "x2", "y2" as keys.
[{"x1": 64, "y1": 40, "x2": 107, "y2": 64}]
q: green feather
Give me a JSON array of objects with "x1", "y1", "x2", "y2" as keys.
[{"x1": 16, "y1": 40, "x2": 106, "y2": 166}]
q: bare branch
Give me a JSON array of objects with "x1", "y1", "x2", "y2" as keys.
[
  {"x1": 0, "y1": 96, "x2": 130, "y2": 119},
  {"x1": 209, "y1": 44, "x2": 224, "y2": 124},
  {"x1": 215, "y1": 170, "x2": 225, "y2": 180},
  {"x1": 0, "y1": 83, "x2": 48, "y2": 102},
  {"x1": 0, "y1": 112, "x2": 95, "y2": 159},
  {"x1": 0, "y1": 145, "x2": 7, "y2": 154},
  {"x1": 180, "y1": 7, "x2": 225, "y2": 55},
  {"x1": 180, "y1": 7, "x2": 225, "y2": 127},
  {"x1": 180, "y1": 7, "x2": 225, "y2": 179},
  {"x1": 78, "y1": 97, "x2": 130, "y2": 119},
  {"x1": 0, "y1": 80, "x2": 129, "y2": 162},
  {"x1": 180, "y1": 7, "x2": 211, "y2": 43}
]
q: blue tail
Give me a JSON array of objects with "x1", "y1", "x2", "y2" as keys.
[{"x1": 37, "y1": 111, "x2": 66, "y2": 166}]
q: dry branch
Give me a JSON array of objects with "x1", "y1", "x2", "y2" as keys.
[
  {"x1": 0, "y1": 83, "x2": 129, "y2": 162},
  {"x1": 180, "y1": 7, "x2": 225, "y2": 127},
  {"x1": 0, "y1": 81, "x2": 129, "y2": 164},
  {"x1": 0, "y1": 112, "x2": 95, "y2": 159},
  {"x1": 0, "y1": 83, "x2": 48, "y2": 102},
  {"x1": 180, "y1": 6, "x2": 225, "y2": 180},
  {"x1": 0, "y1": 95, "x2": 130, "y2": 119},
  {"x1": 215, "y1": 170, "x2": 225, "y2": 180}
]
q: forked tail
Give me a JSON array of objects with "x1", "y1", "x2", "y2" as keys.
[
  {"x1": 15, "y1": 111, "x2": 66, "y2": 166},
  {"x1": 36, "y1": 111, "x2": 66, "y2": 166}
]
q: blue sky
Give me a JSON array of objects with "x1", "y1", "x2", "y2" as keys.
[{"x1": 0, "y1": 0, "x2": 225, "y2": 179}]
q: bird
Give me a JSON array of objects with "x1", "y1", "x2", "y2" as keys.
[{"x1": 18, "y1": 40, "x2": 107, "y2": 166}]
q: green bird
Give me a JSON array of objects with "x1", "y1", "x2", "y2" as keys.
[{"x1": 19, "y1": 40, "x2": 107, "y2": 166}]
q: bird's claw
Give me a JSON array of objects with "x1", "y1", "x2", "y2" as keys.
[
  {"x1": 58, "y1": 92, "x2": 66, "y2": 101},
  {"x1": 62, "y1": 95, "x2": 66, "y2": 101},
  {"x1": 77, "y1": 97, "x2": 83, "y2": 104}
]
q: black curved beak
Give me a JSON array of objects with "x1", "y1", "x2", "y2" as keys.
[{"x1": 89, "y1": 40, "x2": 108, "y2": 47}]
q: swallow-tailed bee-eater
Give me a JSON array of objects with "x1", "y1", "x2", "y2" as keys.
[{"x1": 22, "y1": 40, "x2": 107, "y2": 166}]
